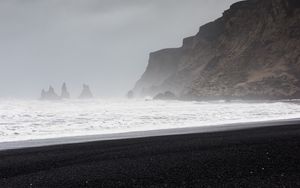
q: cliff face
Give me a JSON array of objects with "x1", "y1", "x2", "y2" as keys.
[{"x1": 133, "y1": 0, "x2": 300, "y2": 100}]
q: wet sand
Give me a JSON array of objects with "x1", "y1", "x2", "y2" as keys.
[{"x1": 1, "y1": 121, "x2": 300, "y2": 187}]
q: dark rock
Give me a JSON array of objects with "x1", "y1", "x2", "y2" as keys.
[
  {"x1": 127, "y1": 90, "x2": 134, "y2": 99},
  {"x1": 79, "y1": 84, "x2": 93, "y2": 99},
  {"x1": 40, "y1": 89, "x2": 46, "y2": 99},
  {"x1": 154, "y1": 91, "x2": 177, "y2": 100},
  {"x1": 133, "y1": 0, "x2": 300, "y2": 100},
  {"x1": 61, "y1": 83, "x2": 70, "y2": 99},
  {"x1": 41, "y1": 86, "x2": 60, "y2": 100}
]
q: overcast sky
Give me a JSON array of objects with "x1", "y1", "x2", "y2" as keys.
[{"x1": 0, "y1": 0, "x2": 239, "y2": 98}]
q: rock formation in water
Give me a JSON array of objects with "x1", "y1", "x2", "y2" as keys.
[
  {"x1": 40, "y1": 89, "x2": 46, "y2": 99},
  {"x1": 79, "y1": 84, "x2": 93, "y2": 99},
  {"x1": 40, "y1": 86, "x2": 60, "y2": 100},
  {"x1": 154, "y1": 91, "x2": 177, "y2": 100},
  {"x1": 127, "y1": 90, "x2": 134, "y2": 99},
  {"x1": 61, "y1": 82, "x2": 70, "y2": 99},
  {"x1": 133, "y1": 0, "x2": 300, "y2": 100}
]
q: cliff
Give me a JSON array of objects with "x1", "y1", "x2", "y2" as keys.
[{"x1": 133, "y1": 0, "x2": 300, "y2": 100}]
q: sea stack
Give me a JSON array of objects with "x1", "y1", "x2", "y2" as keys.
[
  {"x1": 61, "y1": 83, "x2": 70, "y2": 99},
  {"x1": 127, "y1": 90, "x2": 134, "y2": 99},
  {"x1": 41, "y1": 89, "x2": 46, "y2": 99},
  {"x1": 79, "y1": 84, "x2": 93, "y2": 99},
  {"x1": 40, "y1": 86, "x2": 60, "y2": 100}
]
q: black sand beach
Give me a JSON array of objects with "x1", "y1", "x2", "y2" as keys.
[{"x1": 1, "y1": 122, "x2": 300, "y2": 187}]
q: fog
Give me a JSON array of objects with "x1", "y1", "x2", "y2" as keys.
[{"x1": 0, "y1": 0, "x2": 239, "y2": 98}]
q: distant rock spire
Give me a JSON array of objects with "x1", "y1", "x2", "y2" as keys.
[
  {"x1": 40, "y1": 86, "x2": 60, "y2": 100},
  {"x1": 47, "y1": 86, "x2": 60, "y2": 100},
  {"x1": 61, "y1": 82, "x2": 70, "y2": 99},
  {"x1": 48, "y1": 86, "x2": 55, "y2": 95},
  {"x1": 79, "y1": 84, "x2": 93, "y2": 99},
  {"x1": 40, "y1": 89, "x2": 46, "y2": 100}
]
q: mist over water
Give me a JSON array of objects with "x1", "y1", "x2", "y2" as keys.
[
  {"x1": 0, "y1": 0, "x2": 239, "y2": 98},
  {"x1": 1, "y1": 0, "x2": 299, "y2": 146},
  {"x1": 1, "y1": 99, "x2": 300, "y2": 143}
]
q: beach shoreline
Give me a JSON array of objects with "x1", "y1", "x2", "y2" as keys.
[
  {"x1": 1, "y1": 118, "x2": 300, "y2": 151},
  {"x1": 1, "y1": 120, "x2": 300, "y2": 187}
]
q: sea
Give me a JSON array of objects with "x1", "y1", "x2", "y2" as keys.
[{"x1": 1, "y1": 98, "x2": 300, "y2": 142}]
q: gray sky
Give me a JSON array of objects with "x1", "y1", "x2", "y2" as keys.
[{"x1": 0, "y1": 0, "x2": 239, "y2": 98}]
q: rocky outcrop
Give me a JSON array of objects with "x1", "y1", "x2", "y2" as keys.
[
  {"x1": 40, "y1": 89, "x2": 46, "y2": 99},
  {"x1": 127, "y1": 90, "x2": 134, "y2": 99},
  {"x1": 61, "y1": 83, "x2": 70, "y2": 99},
  {"x1": 40, "y1": 83, "x2": 94, "y2": 100},
  {"x1": 40, "y1": 86, "x2": 60, "y2": 100},
  {"x1": 154, "y1": 91, "x2": 177, "y2": 100},
  {"x1": 133, "y1": 0, "x2": 300, "y2": 100},
  {"x1": 79, "y1": 84, "x2": 93, "y2": 99}
]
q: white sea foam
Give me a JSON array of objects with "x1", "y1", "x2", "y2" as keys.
[{"x1": 1, "y1": 98, "x2": 300, "y2": 142}]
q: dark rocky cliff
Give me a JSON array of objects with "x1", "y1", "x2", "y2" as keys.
[{"x1": 133, "y1": 0, "x2": 300, "y2": 100}]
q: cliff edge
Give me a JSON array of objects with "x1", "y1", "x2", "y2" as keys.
[{"x1": 133, "y1": 0, "x2": 300, "y2": 100}]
